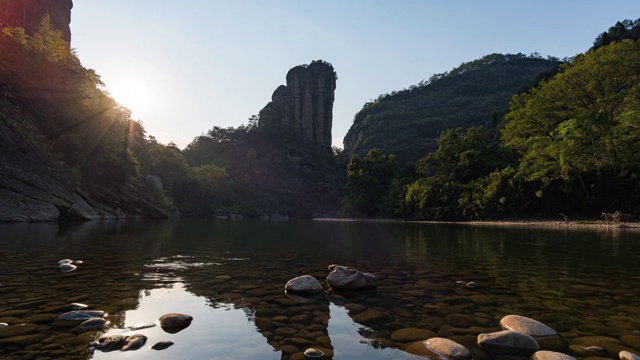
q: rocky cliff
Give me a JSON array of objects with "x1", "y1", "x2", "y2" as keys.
[
  {"x1": 259, "y1": 60, "x2": 336, "y2": 150},
  {"x1": 0, "y1": 123, "x2": 167, "y2": 222},
  {"x1": 0, "y1": 0, "x2": 73, "y2": 42}
]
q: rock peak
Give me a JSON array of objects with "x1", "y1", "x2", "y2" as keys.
[
  {"x1": 259, "y1": 60, "x2": 337, "y2": 149},
  {"x1": 0, "y1": 0, "x2": 73, "y2": 43}
]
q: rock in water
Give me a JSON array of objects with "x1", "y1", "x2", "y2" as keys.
[
  {"x1": 92, "y1": 335, "x2": 127, "y2": 351},
  {"x1": 68, "y1": 302, "x2": 88, "y2": 310},
  {"x1": 151, "y1": 341, "x2": 174, "y2": 350},
  {"x1": 73, "y1": 318, "x2": 108, "y2": 332},
  {"x1": 58, "y1": 310, "x2": 105, "y2": 321},
  {"x1": 0, "y1": 323, "x2": 39, "y2": 338},
  {"x1": 129, "y1": 323, "x2": 156, "y2": 330},
  {"x1": 121, "y1": 334, "x2": 147, "y2": 351},
  {"x1": 465, "y1": 282, "x2": 478, "y2": 289},
  {"x1": 477, "y1": 330, "x2": 540, "y2": 355},
  {"x1": 304, "y1": 347, "x2": 325, "y2": 358},
  {"x1": 531, "y1": 350, "x2": 576, "y2": 360},
  {"x1": 424, "y1": 337, "x2": 472, "y2": 360},
  {"x1": 158, "y1": 313, "x2": 193, "y2": 332},
  {"x1": 59, "y1": 263, "x2": 77, "y2": 272},
  {"x1": 500, "y1": 315, "x2": 557, "y2": 339},
  {"x1": 326, "y1": 265, "x2": 377, "y2": 290},
  {"x1": 621, "y1": 351, "x2": 640, "y2": 360},
  {"x1": 285, "y1": 275, "x2": 324, "y2": 295}
]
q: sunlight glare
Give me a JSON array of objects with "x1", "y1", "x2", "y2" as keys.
[{"x1": 108, "y1": 80, "x2": 152, "y2": 119}]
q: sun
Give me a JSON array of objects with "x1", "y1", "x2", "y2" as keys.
[{"x1": 108, "y1": 80, "x2": 151, "y2": 118}]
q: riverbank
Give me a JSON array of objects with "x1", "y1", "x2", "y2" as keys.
[{"x1": 315, "y1": 217, "x2": 640, "y2": 230}]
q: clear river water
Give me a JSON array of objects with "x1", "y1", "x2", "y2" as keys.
[{"x1": 1, "y1": 219, "x2": 640, "y2": 360}]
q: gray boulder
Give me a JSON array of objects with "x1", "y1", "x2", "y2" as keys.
[
  {"x1": 326, "y1": 265, "x2": 377, "y2": 290},
  {"x1": 500, "y1": 315, "x2": 557, "y2": 339},
  {"x1": 73, "y1": 318, "x2": 108, "y2": 332},
  {"x1": 478, "y1": 330, "x2": 540, "y2": 355},
  {"x1": 285, "y1": 275, "x2": 324, "y2": 295},
  {"x1": 424, "y1": 337, "x2": 472, "y2": 360},
  {"x1": 531, "y1": 350, "x2": 576, "y2": 360}
]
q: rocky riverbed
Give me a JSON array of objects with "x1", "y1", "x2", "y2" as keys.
[{"x1": 1, "y1": 220, "x2": 640, "y2": 359}]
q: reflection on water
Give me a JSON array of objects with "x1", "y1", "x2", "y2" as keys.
[{"x1": 1, "y1": 220, "x2": 640, "y2": 359}]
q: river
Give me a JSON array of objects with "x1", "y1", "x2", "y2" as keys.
[{"x1": 1, "y1": 219, "x2": 639, "y2": 359}]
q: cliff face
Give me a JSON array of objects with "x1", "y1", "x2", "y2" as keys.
[
  {"x1": 0, "y1": 123, "x2": 167, "y2": 222},
  {"x1": 0, "y1": 0, "x2": 73, "y2": 42},
  {"x1": 259, "y1": 60, "x2": 336, "y2": 149}
]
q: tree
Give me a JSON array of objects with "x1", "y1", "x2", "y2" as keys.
[
  {"x1": 341, "y1": 148, "x2": 397, "y2": 217},
  {"x1": 503, "y1": 39, "x2": 640, "y2": 212}
]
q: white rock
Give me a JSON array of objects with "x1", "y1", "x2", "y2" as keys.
[
  {"x1": 424, "y1": 337, "x2": 472, "y2": 360},
  {"x1": 620, "y1": 351, "x2": 640, "y2": 360},
  {"x1": 531, "y1": 350, "x2": 576, "y2": 360},
  {"x1": 500, "y1": 315, "x2": 557, "y2": 339}
]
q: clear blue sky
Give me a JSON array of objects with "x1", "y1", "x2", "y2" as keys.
[{"x1": 70, "y1": 1, "x2": 640, "y2": 148}]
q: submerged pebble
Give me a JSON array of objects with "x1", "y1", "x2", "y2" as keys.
[
  {"x1": 68, "y1": 303, "x2": 88, "y2": 310},
  {"x1": 59, "y1": 263, "x2": 77, "y2": 272},
  {"x1": 151, "y1": 341, "x2": 174, "y2": 350},
  {"x1": 304, "y1": 347, "x2": 325, "y2": 358}
]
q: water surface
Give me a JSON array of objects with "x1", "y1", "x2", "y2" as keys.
[{"x1": 1, "y1": 220, "x2": 640, "y2": 359}]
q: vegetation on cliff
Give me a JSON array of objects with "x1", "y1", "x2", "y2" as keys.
[
  {"x1": 343, "y1": 53, "x2": 561, "y2": 164},
  {"x1": 342, "y1": 28, "x2": 640, "y2": 220},
  {"x1": 181, "y1": 121, "x2": 344, "y2": 218},
  {"x1": 0, "y1": 20, "x2": 342, "y2": 220},
  {"x1": 0, "y1": 16, "x2": 185, "y2": 217}
]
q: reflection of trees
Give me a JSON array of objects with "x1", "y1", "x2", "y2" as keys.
[{"x1": 0, "y1": 221, "x2": 182, "y2": 359}]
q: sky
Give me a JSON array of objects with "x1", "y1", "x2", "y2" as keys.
[{"x1": 70, "y1": 1, "x2": 640, "y2": 148}]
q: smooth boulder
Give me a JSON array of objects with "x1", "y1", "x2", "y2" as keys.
[
  {"x1": 151, "y1": 341, "x2": 174, "y2": 350},
  {"x1": 285, "y1": 275, "x2": 324, "y2": 295},
  {"x1": 122, "y1": 334, "x2": 147, "y2": 351},
  {"x1": 158, "y1": 313, "x2": 192, "y2": 332},
  {"x1": 73, "y1": 318, "x2": 108, "y2": 332},
  {"x1": 424, "y1": 337, "x2": 472, "y2": 360},
  {"x1": 621, "y1": 351, "x2": 640, "y2": 360},
  {"x1": 58, "y1": 310, "x2": 105, "y2": 321},
  {"x1": 500, "y1": 315, "x2": 557, "y2": 339},
  {"x1": 477, "y1": 330, "x2": 540, "y2": 355},
  {"x1": 326, "y1": 265, "x2": 376, "y2": 290},
  {"x1": 531, "y1": 350, "x2": 576, "y2": 360}
]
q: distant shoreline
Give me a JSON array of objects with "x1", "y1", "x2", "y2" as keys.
[{"x1": 314, "y1": 217, "x2": 640, "y2": 230}]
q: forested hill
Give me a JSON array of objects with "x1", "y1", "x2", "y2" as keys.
[{"x1": 343, "y1": 53, "x2": 560, "y2": 164}]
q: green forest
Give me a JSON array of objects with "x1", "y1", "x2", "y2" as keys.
[
  {"x1": 2, "y1": 15, "x2": 640, "y2": 221},
  {"x1": 342, "y1": 20, "x2": 640, "y2": 220}
]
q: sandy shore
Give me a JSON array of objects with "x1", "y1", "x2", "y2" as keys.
[{"x1": 314, "y1": 217, "x2": 640, "y2": 230}]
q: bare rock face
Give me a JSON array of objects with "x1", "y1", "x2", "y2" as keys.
[
  {"x1": 259, "y1": 60, "x2": 336, "y2": 150},
  {"x1": 0, "y1": 0, "x2": 73, "y2": 43}
]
